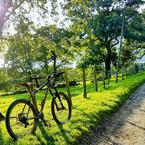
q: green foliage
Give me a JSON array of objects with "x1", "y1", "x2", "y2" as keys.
[
  {"x1": 35, "y1": 25, "x2": 74, "y2": 72},
  {"x1": 0, "y1": 69, "x2": 11, "y2": 91},
  {"x1": 65, "y1": 0, "x2": 145, "y2": 77},
  {"x1": 4, "y1": 22, "x2": 74, "y2": 78}
]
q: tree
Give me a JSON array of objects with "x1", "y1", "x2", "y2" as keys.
[
  {"x1": 64, "y1": 0, "x2": 145, "y2": 79},
  {"x1": 121, "y1": 41, "x2": 145, "y2": 70},
  {"x1": 64, "y1": 0, "x2": 121, "y2": 78},
  {"x1": 35, "y1": 25, "x2": 73, "y2": 74},
  {"x1": 5, "y1": 20, "x2": 36, "y2": 78},
  {"x1": 116, "y1": 7, "x2": 145, "y2": 81},
  {"x1": 0, "y1": 0, "x2": 49, "y2": 38}
]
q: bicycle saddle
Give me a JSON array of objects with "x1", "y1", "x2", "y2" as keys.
[{"x1": 21, "y1": 82, "x2": 33, "y2": 87}]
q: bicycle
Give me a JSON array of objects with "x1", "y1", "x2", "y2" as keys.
[{"x1": 5, "y1": 72, "x2": 72, "y2": 140}]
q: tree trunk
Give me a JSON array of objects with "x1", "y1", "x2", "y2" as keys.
[
  {"x1": 82, "y1": 68, "x2": 87, "y2": 98},
  {"x1": 102, "y1": 69, "x2": 106, "y2": 89},
  {"x1": 26, "y1": 44, "x2": 33, "y2": 75},
  {"x1": 93, "y1": 66, "x2": 98, "y2": 92},
  {"x1": 65, "y1": 71, "x2": 72, "y2": 106},
  {"x1": 53, "y1": 58, "x2": 57, "y2": 74},
  {"x1": 107, "y1": 70, "x2": 110, "y2": 85},
  {"x1": 125, "y1": 66, "x2": 127, "y2": 77},
  {"x1": 44, "y1": 58, "x2": 48, "y2": 74},
  {"x1": 52, "y1": 51, "x2": 57, "y2": 74},
  {"x1": 28, "y1": 71, "x2": 32, "y2": 82},
  {"x1": 122, "y1": 67, "x2": 124, "y2": 80},
  {"x1": 105, "y1": 47, "x2": 112, "y2": 79}
]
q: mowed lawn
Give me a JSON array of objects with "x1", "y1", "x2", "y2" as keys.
[{"x1": 1, "y1": 72, "x2": 145, "y2": 145}]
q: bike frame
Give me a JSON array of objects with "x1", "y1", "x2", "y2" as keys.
[{"x1": 27, "y1": 79, "x2": 58, "y2": 115}]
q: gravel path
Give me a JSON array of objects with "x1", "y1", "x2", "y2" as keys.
[{"x1": 81, "y1": 83, "x2": 145, "y2": 145}]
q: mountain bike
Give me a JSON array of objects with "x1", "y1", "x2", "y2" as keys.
[{"x1": 5, "y1": 72, "x2": 72, "y2": 140}]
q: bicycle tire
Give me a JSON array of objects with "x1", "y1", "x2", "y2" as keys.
[
  {"x1": 5, "y1": 99, "x2": 37, "y2": 140},
  {"x1": 51, "y1": 92, "x2": 72, "y2": 124}
]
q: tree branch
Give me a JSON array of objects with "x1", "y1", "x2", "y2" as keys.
[
  {"x1": 5, "y1": 0, "x2": 26, "y2": 22},
  {"x1": 121, "y1": 48, "x2": 145, "y2": 70}
]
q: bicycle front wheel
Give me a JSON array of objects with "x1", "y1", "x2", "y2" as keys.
[
  {"x1": 5, "y1": 99, "x2": 37, "y2": 140},
  {"x1": 51, "y1": 92, "x2": 72, "y2": 124}
]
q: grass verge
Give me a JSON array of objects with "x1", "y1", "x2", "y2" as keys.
[{"x1": 0, "y1": 72, "x2": 145, "y2": 145}]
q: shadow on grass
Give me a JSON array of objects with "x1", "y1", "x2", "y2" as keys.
[
  {"x1": 0, "y1": 128, "x2": 15, "y2": 145},
  {"x1": 37, "y1": 123, "x2": 55, "y2": 145},
  {"x1": 0, "y1": 128, "x2": 4, "y2": 144},
  {"x1": 0, "y1": 113, "x2": 5, "y2": 121},
  {"x1": 57, "y1": 125, "x2": 71, "y2": 145}
]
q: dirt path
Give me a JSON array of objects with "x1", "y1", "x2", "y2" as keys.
[{"x1": 81, "y1": 83, "x2": 145, "y2": 145}]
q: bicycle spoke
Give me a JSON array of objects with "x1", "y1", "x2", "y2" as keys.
[
  {"x1": 6, "y1": 100, "x2": 37, "y2": 140},
  {"x1": 52, "y1": 93, "x2": 71, "y2": 124}
]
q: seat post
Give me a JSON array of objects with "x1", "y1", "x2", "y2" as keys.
[
  {"x1": 30, "y1": 85, "x2": 39, "y2": 114},
  {"x1": 21, "y1": 82, "x2": 39, "y2": 113}
]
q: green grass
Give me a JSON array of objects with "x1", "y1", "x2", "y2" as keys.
[{"x1": 1, "y1": 72, "x2": 145, "y2": 145}]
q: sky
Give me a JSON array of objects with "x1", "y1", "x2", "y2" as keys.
[{"x1": 0, "y1": 55, "x2": 4, "y2": 67}]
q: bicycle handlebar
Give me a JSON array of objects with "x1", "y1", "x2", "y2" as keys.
[{"x1": 47, "y1": 72, "x2": 64, "y2": 80}]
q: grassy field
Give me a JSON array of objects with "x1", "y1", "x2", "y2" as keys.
[{"x1": 1, "y1": 72, "x2": 145, "y2": 145}]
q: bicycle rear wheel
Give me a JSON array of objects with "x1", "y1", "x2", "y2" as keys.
[
  {"x1": 51, "y1": 92, "x2": 71, "y2": 124},
  {"x1": 5, "y1": 99, "x2": 37, "y2": 140}
]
